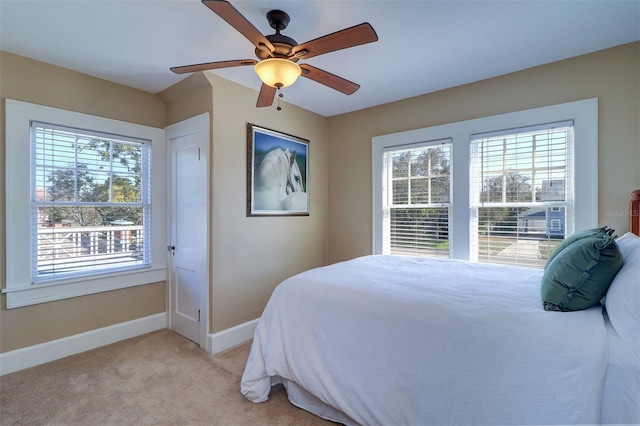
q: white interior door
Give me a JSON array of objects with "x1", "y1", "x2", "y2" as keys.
[{"x1": 166, "y1": 113, "x2": 209, "y2": 347}]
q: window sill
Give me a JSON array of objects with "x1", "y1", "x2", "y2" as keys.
[{"x1": 2, "y1": 267, "x2": 166, "y2": 309}]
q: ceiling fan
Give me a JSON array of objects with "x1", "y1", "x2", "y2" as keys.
[{"x1": 170, "y1": 0, "x2": 378, "y2": 108}]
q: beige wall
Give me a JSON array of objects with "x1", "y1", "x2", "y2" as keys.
[
  {"x1": 206, "y1": 74, "x2": 328, "y2": 332},
  {"x1": 0, "y1": 52, "x2": 167, "y2": 352},
  {"x1": 159, "y1": 72, "x2": 329, "y2": 334},
  {"x1": 160, "y1": 72, "x2": 214, "y2": 127},
  {"x1": 0, "y1": 51, "x2": 327, "y2": 353},
  {"x1": 327, "y1": 42, "x2": 640, "y2": 263}
]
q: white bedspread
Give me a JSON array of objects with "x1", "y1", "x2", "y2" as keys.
[
  {"x1": 602, "y1": 318, "x2": 640, "y2": 424},
  {"x1": 241, "y1": 255, "x2": 609, "y2": 425}
]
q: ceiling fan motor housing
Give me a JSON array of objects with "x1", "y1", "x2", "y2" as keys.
[
  {"x1": 256, "y1": 34, "x2": 299, "y2": 60},
  {"x1": 255, "y1": 10, "x2": 299, "y2": 61}
]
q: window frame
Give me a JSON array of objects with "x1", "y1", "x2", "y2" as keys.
[
  {"x1": 31, "y1": 122, "x2": 152, "y2": 281},
  {"x1": 4, "y1": 99, "x2": 166, "y2": 308},
  {"x1": 550, "y1": 218, "x2": 562, "y2": 232},
  {"x1": 468, "y1": 122, "x2": 574, "y2": 267},
  {"x1": 381, "y1": 139, "x2": 453, "y2": 257},
  {"x1": 372, "y1": 98, "x2": 598, "y2": 261}
]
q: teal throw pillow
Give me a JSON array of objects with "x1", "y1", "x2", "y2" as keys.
[
  {"x1": 541, "y1": 233, "x2": 623, "y2": 312},
  {"x1": 545, "y1": 226, "x2": 612, "y2": 268}
]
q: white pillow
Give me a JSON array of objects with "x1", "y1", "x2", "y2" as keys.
[
  {"x1": 615, "y1": 232, "x2": 640, "y2": 259},
  {"x1": 606, "y1": 233, "x2": 640, "y2": 357}
]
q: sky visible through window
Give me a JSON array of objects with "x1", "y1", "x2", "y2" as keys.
[
  {"x1": 33, "y1": 126, "x2": 145, "y2": 205},
  {"x1": 477, "y1": 128, "x2": 568, "y2": 203}
]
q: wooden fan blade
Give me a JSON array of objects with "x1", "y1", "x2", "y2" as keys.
[
  {"x1": 170, "y1": 59, "x2": 257, "y2": 74},
  {"x1": 202, "y1": 0, "x2": 274, "y2": 53},
  {"x1": 256, "y1": 84, "x2": 276, "y2": 107},
  {"x1": 292, "y1": 23, "x2": 378, "y2": 60},
  {"x1": 299, "y1": 64, "x2": 360, "y2": 95}
]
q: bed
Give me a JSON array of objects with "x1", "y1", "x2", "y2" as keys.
[{"x1": 241, "y1": 191, "x2": 640, "y2": 425}]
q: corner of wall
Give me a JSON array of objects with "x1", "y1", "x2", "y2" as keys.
[{"x1": 158, "y1": 72, "x2": 214, "y2": 127}]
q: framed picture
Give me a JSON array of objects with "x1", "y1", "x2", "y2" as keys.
[{"x1": 247, "y1": 124, "x2": 309, "y2": 216}]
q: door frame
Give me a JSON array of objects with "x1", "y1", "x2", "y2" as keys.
[{"x1": 165, "y1": 112, "x2": 210, "y2": 348}]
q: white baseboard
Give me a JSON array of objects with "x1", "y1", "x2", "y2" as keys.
[
  {"x1": 0, "y1": 312, "x2": 167, "y2": 376},
  {"x1": 207, "y1": 318, "x2": 258, "y2": 355}
]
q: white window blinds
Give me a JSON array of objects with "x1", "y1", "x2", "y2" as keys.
[
  {"x1": 31, "y1": 122, "x2": 152, "y2": 281},
  {"x1": 470, "y1": 121, "x2": 574, "y2": 268},
  {"x1": 382, "y1": 140, "x2": 452, "y2": 257}
]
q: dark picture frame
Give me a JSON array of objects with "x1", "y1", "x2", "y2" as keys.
[{"x1": 247, "y1": 124, "x2": 309, "y2": 216}]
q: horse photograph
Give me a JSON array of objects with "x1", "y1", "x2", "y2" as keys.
[{"x1": 247, "y1": 124, "x2": 309, "y2": 216}]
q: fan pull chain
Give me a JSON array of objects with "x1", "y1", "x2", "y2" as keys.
[{"x1": 276, "y1": 87, "x2": 284, "y2": 111}]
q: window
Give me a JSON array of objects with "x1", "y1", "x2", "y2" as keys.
[
  {"x1": 381, "y1": 140, "x2": 451, "y2": 257},
  {"x1": 469, "y1": 122, "x2": 573, "y2": 268},
  {"x1": 372, "y1": 98, "x2": 598, "y2": 268},
  {"x1": 4, "y1": 100, "x2": 166, "y2": 308},
  {"x1": 32, "y1": 123, "x2": 151, "y2": 280}
]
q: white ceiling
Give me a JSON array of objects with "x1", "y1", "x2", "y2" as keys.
[{"x1": 1, "y1": 0, "x2": 639, "y2": 117}]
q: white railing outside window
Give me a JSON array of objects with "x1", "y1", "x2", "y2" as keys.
[{"x1": 36, "y1": 225, "x2": 145, "y2": 277}]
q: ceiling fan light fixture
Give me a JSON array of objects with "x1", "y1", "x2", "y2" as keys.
[{"x1": 255, "y1": 58, "x2": 301, "y2": 88}]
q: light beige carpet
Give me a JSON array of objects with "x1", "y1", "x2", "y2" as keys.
[{"x1": 0, "y1": 329, "x2": 334, "y2": 425}]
